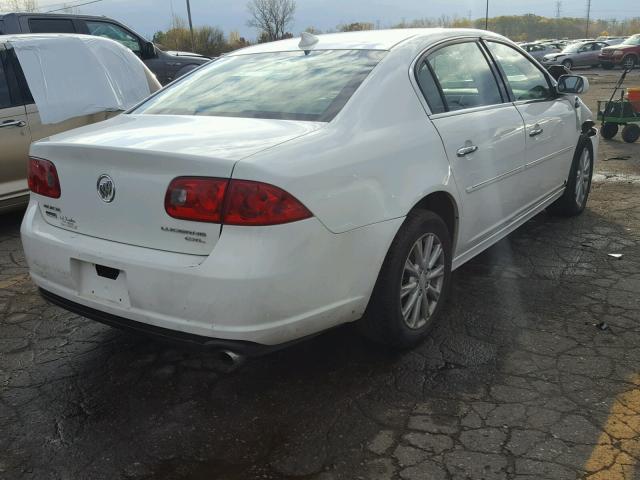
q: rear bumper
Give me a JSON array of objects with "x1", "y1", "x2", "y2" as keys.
[
  {"x1": 21, "y1": 200, "x2": 400, "y2": 346},
  {"x1": 39, "y1": 289, "x2": 298, "y2": 356}
]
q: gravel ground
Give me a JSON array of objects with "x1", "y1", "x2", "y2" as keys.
[{"x1": 1, "y1": 69, "x2": 639, "y2": 480}]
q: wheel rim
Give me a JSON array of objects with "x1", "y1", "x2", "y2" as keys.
[
  {"x1": 574, "y1": 148, "x2": 591, "y2": 207},
  {"x1": 624, "y1": 57, "x2": 636, "y2": 69},
  {"x1": 400, "y1": 233, "x2": 445, "y2": 330}
]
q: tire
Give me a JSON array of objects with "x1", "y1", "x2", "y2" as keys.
[
  {"x1": 360, "y1": 211, "x2": 452, "y2": 349},
  {"x1": 622, "y1": 55, "x2": 637, "y2": 70},
  {"x1": 547, "y1": 138, "x2": 594, "y2": 217},
  {"x1": 601, "y1": 123, "x2": 619, "y2": 139},
  {"x1": 562, "y1": 59, "x2": 573, "y2": 70},
  {"x1": 621, "y1": 124, "x2": 640, "y2": 143},
  {"x1": 602, "y1": 62, "x2": 614, "y2": 70}
]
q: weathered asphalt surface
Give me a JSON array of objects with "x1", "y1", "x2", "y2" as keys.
[{"x1": 2, "y1": 71, "x2": 640, "y2": 480}]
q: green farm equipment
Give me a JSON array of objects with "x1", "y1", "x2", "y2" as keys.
[{"x1": 597, "y1": 68, "x2": 640, "y2": 143}]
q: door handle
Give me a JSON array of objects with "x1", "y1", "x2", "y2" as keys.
[
  {"x1": 529, "y1": 125, "x2": 544, "y2": 137},
  {"x1": 456, "y1": 145, "x2": 478, "y2": 157},
  {"x1": 0, "y1": 120, "x2": 26, "y2": 129}
]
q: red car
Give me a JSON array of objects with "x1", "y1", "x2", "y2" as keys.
[{"x1": 599, "y1": 34, "x2": 640, "y2": 69}]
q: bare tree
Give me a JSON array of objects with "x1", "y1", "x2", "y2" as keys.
[
  {"x1": 247, "y1": 0, "x2": 296, "y2": 42},
  {"x1": 0, "y1": 0, "x2": 39, "y2": 11}
]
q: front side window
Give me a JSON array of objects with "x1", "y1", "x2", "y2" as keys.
[
  {"x1": 86, "y1": 21, "x2": 141, "y2": 54},
  {"x1": 28, "y1": 18, "x2": 76, "y2": 33},
  {"x1": 486, "y1": 41, "x2": 551, "y2": 102},
  {"x1": 135, "y1": 49, "x2": 386, "y2": 122},
  {"x1": 425, "y1": 41, "x2": 503, "y2": 112}
]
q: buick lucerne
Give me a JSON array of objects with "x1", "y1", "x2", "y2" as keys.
[{"x1": 21, "y1": 29, "x2": 599, "y2": 356}]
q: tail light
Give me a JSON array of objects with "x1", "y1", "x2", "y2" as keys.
[
  {"x1": 165, "y1": 177, "x2": 312, "y2": 226},
  {"x1": 28, "y1": 157, "x2": 61, "y2": 198},
  {"x1": 165, "y1": 177, "x2": 227, "y2": 222}
]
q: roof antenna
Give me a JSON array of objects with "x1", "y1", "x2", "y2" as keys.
[{"x1": 298, "y1": 32, "x2": 319, "y2": 55}]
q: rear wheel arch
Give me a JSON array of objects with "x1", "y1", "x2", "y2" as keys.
[{"x1": 409, "y1": 191, "x2": 459, "y2": 252}]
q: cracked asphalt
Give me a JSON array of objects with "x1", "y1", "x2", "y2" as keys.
[{"x1": 2, "y1": 70, "x2": 640, "y2": 480}]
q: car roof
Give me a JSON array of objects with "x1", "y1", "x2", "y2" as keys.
[
  {"x1": 0, "y1": 11, "x2": 112, "y2": 21},
  {"x1": 230, "y1": 28, "x2": 505, "y2": 55},
  {"x1": 0, "y1": 32, "x2": 100, "y2": 43}
]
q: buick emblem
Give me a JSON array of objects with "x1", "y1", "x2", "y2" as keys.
[{"x1": 97, "y1": 174, "x2": 115, "y2": 203}]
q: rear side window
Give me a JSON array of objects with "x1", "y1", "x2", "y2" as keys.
[
  {"x1": 0, "y1": 19, "x2": 5, "y2": 35},
  {"x1": 135, "y1": 49, "x2": 386, "y2": 122},
  {"x1": 486, "y1": 42, "x2": 551, "y2": 102},
  {"x1": 421, "y1": 41, "x2": 503, "y2": 112},
  {"x1": 28, "y1": 18, "x2": 76, "y2": 33},
  {"x1": 0, "y1": 52, "x2": 11, "y2": 108},
  {"x1": 415, "y1": 62, "x2": 446, "y2": 114}
]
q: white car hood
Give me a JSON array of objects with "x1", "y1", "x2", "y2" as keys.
[{"x1": 37, "y1": 113, "x2": 325, "y2": 162}]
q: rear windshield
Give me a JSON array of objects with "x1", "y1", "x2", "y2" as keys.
[{"x1": 134, "y1": 49, "x2": 386, "y2": 122}]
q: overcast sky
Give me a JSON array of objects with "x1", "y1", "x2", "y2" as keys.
[{"x1": 32, "y1": 0, "x2": 640, "y2": 40}]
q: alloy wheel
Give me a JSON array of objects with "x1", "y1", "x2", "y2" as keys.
[
  {"x1": 575, "y1": 148, "x2": 591, "y2": 207},
  {"x1": 400, "y1": 233, "x2": 445, "y2": 330},
  {"x1": 623, "y1": 56, "x2": 637, "y2": 69}
]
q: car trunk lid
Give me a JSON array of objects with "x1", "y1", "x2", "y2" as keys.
[{"x1": 31, "y1": 114, "x2": 322, "y2": 255}]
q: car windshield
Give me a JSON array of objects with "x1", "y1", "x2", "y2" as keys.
[
  {"x1": 134, "y1": 49, "x2": 386, "y2": 122},
  {"x1": 621, "y1": 35, "x2": 640, "y2": 46}
]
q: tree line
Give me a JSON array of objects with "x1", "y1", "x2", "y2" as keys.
[{"x1": 3, "y1": 0, "x2": 639, "y2": 57}]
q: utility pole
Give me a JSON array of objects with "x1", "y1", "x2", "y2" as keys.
[
  {"x1": 585, "y1": 0, "x2": 592, "y2": 37},
  {"x1": 555, "y1": 0, "x2": 561, "y2": 18},
  {"x1": 485, "y1": 0, "x2": 489, "y2": 30},
  {"x1": 186, "y1": 0, "x2": 195, "y2": 51}
]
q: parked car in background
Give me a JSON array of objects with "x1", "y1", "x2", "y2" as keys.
[
  {"x1": 0, "y1": 34, "x2": 160, "y2": 212},
  {"x1": 596, "y1": 36, "x2": 626, "y2": 46},
  {"x1": 542, "y1": 40, "x2": 610, "y2": 69},
  {"x1": 0, "y1": 13, "x2": 210, "y2": 84},
  {"x1": 521, "y1": 42, "x2": 561, "y2": 60},
  {"x1": 541, "y1": 41, "x2": 567, "y2": 51},
  {"x1": 21, "y1": 29, "x2": 598, "y2": 358},
  {"x1": 599, "y1": 34, "x2": 640, "y2": 69}
]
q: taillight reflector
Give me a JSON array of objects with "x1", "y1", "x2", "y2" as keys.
[
  {"x1": 165, "y1": 177, "x2": 312, "y2": 226},
  {"x1": 28, "y1": 157, "x2": 61, "y2": 199}
]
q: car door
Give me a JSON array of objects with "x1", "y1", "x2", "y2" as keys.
[
  {"x1": 0, "y1": 45, "x2": 31, "y2": 205},
  {"x1": 579, "y1": 42, "x2": 598, "y2": 66},
  {"x1": 592, "y1": 42, "x2": 608, "y2": 64},
  {"x1": 485, "y1": 40, "x2": 577, "y2": 205},
  {"x1": 415, "y1": 40, "x2": 527, "y2": 253}
]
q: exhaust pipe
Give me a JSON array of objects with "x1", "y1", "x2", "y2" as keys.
[{"x1": 218, "y1": 349, "x2": 245, "y2": 370}]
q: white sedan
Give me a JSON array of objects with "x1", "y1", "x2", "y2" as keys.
[{"x1": 21, "y1": 29, "x2": 598, "y2": 359}]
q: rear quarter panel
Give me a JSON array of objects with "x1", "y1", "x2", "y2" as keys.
[{"x1": 232, "y1": 41, "x2": 460, "y2": 235}]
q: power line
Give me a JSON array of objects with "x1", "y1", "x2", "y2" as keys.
[{"x1": 45, "y1": 0, "x2": 104, "y2": 13}]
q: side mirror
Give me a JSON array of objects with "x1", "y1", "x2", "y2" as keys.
[
  {"x1": 557, "y1": 74, "x2": 589, "y2": 94},
  {"x1": 141, "y1": 41, "x2": 156, "y2": 60}
]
